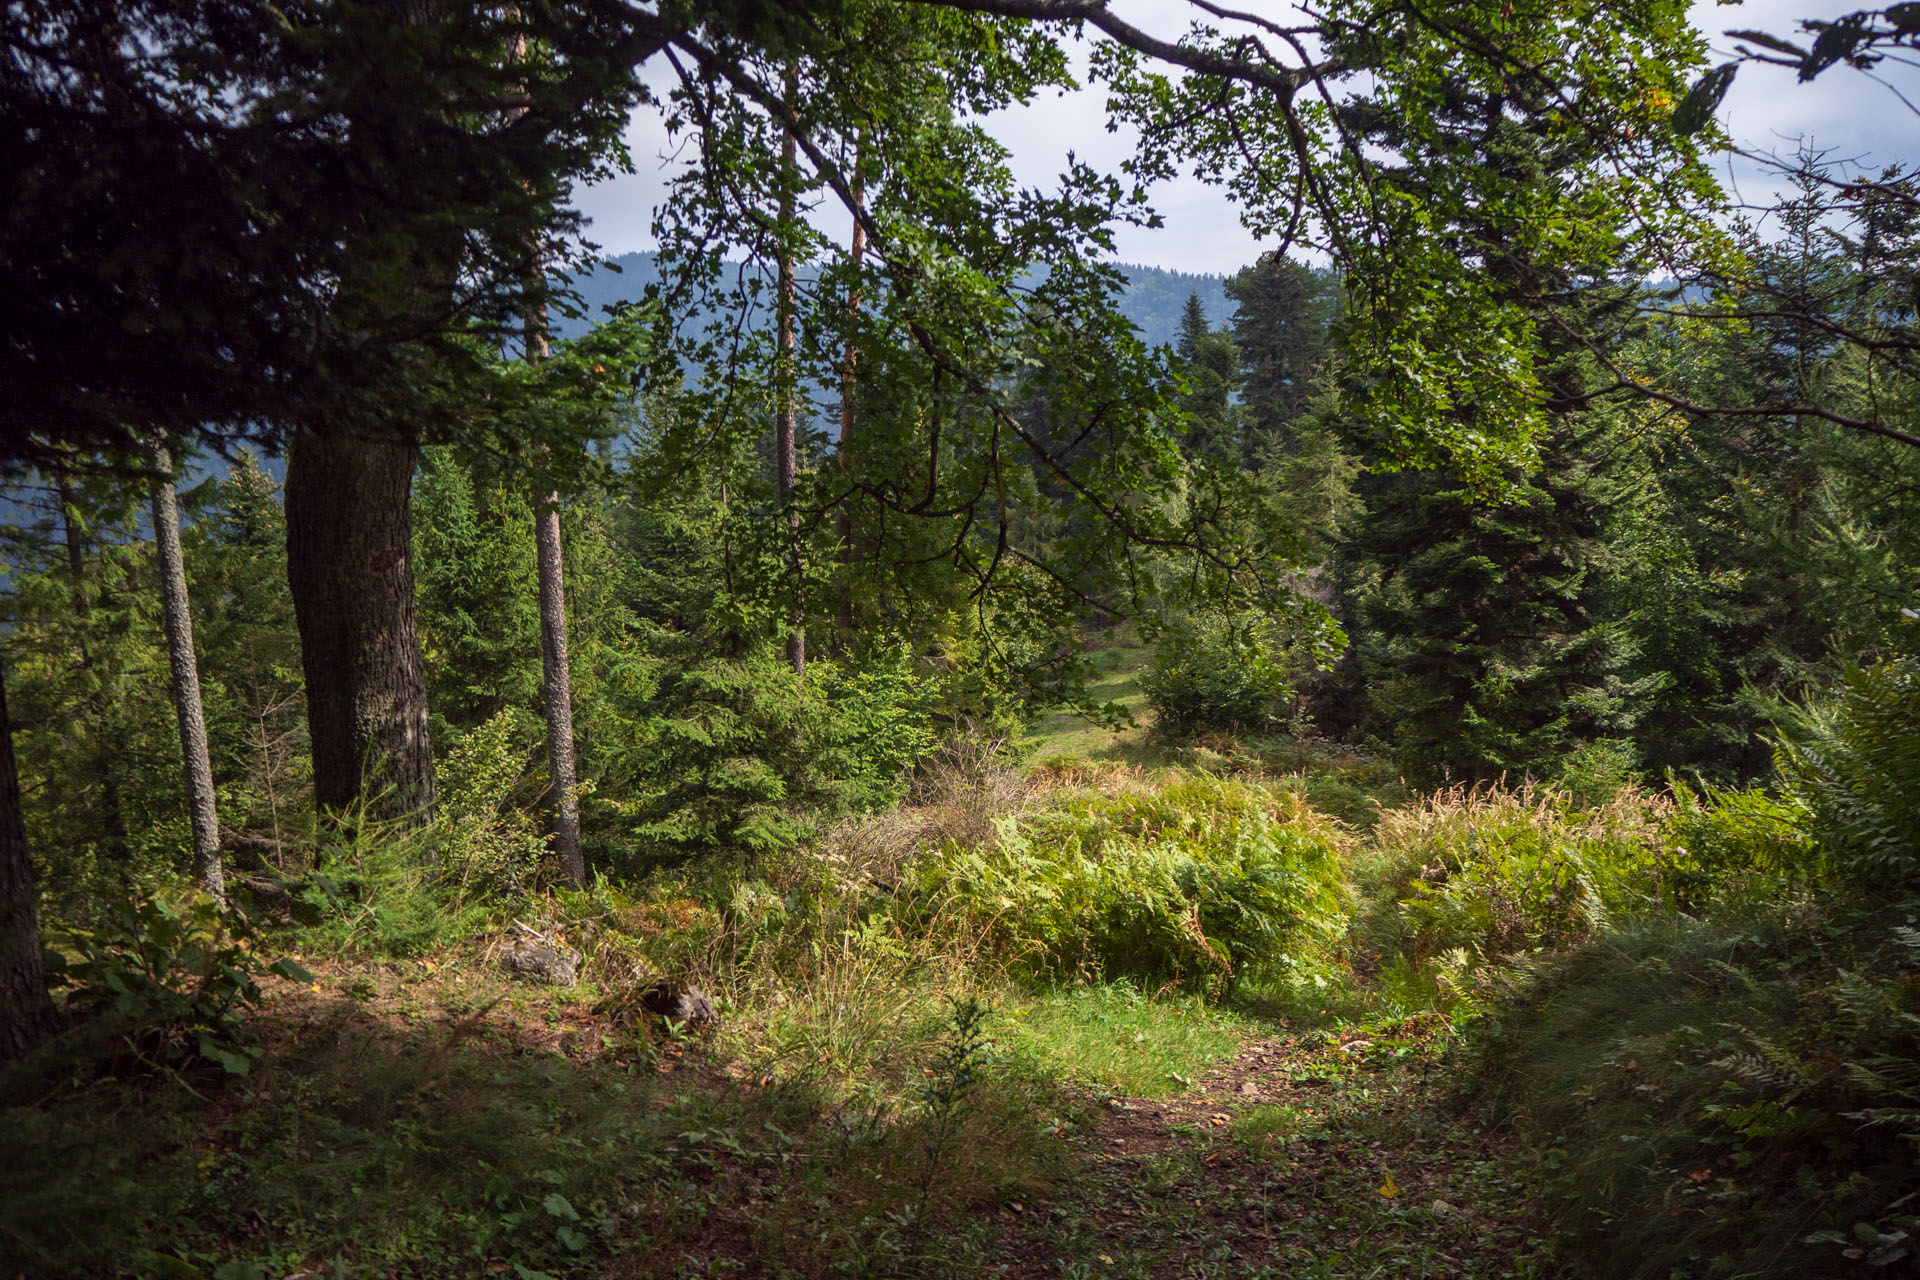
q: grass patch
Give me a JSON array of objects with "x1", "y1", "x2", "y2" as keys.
[
  {"x1": 995, "y1": 981, "x2": 1251, "y2": 1097},
  {"x1": 1, "y1": 973, "x2": 1067, "y2": 1279},
  {"x1": 1234, "y1": 1101, "x2": 1309, "y2": 1152},
  {"x1": 1025, "y1": 644, "x2": 1153, "y2": 763}
]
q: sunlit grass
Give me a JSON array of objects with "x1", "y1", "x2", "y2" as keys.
[{"x1": 992, "y1": 981, "x2": 1253, "y2": 1097}]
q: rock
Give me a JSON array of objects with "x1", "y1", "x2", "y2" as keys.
[
  {"x1": 500, "y1": 937, "x2": 580, "y2": 985},
  {"x1": 498, "y1": 920, "x2": 581, "y2": 985},
  {"x1": 1240, "y1": 1081, "x2": 1260, "y2": 1096},
  {"x1": 638, "y1": 979, "x2": 720, "y2": 1030}
]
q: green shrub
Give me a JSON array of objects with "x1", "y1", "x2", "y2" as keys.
[
  {"x1": 1140, "y1": 614, "x2": 1295, "y2": 737},
  {"x1": 1372, "y1": 783, "x2": 1672, "y2": 971},
  {"x1": 41, "y1": 888, "x2": 310, "y2": 1077},
  {"x1": 1467, "y1": 918, "x2": 1920, "y2": 1278},
  {"x1": 1551, "y1": 737, "x2": 1641, "y2": 807},
  {"x1": 295, "y1": 805, "x2": 485, "y2": 957},
  {"x1": 1779, "y1": 654, "x2": 1920, "y2": 893},
  {"x1": 1662, "y1": 781, "x2": 1819, "y2": 910},
  {"x1": 913, "y1": 774, "x2": 1349, "y2": 994},
  {"x1": 436, "y1": 710, "x2": 553, "y2": 899},
  {"x1": 621, "y1": 643, "x2": 935, "y2": 862}
]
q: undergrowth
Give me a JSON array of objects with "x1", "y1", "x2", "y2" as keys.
[{"x1": 12, "y1": 669, "x2": 1920, "y2": 1279}]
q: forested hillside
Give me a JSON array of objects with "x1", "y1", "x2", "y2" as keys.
[
  {"x1": 4, "y1": 3, "x2": 1919, "y2": 1278},
  {"x1": 561, "y1": 252, "x2": 1233, "y2": 349}
]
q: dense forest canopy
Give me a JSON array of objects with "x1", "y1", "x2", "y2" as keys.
[{"x1": 3, "y1": 3, "x2": 1920, "y2": 1277}]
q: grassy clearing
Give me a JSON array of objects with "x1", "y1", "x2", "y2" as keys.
[
  {"x1": 10, "y1": 737, "x2": 1911, "y2": 1279},
  {"x1": 997, "y1": 982, "x2": 1252, "y2": 1097},
  {"x1": 1026, "y1": 642, "x2": 1155, "y2": 762}
]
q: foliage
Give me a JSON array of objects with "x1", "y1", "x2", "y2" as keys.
[
  {"x1": 1370, "y1": 782, "x2": 1673, "y2": 973},
  {"x1": 435, "y1": 711, "x2": 553, "y2": 901},
  {"x1": 293, "y1": 804, "x2": 486, "y2": 958},
  {"x1": 624, "y1": 646, "x2": 935, "y2": 863},
  {"x1": 412, "y1": 450, "x2": 543, "y2": 739},
  {"x1": 40, "y1": 889, "x2": 310, "y2": 1077},
  {"x1": 915, "y1": 774, "x2": 1349, "y2": 994},
  {"x1": 1779, "y1": 654, "x2": 1920, "y2": 893},
  {"x1": 1662, "y1": 782, "x2": 1820, "y2": 911},
  {"x1": 1466, "y1": 914, "x2": 1920, "y2": 1278},
  {"x1": 1140, "y1": 612, "x2": 1297, "y2": 738}
]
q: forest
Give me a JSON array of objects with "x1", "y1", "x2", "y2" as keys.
[{"x1": 2, "y1": 1, "x2": 1918, "y2": 1276}]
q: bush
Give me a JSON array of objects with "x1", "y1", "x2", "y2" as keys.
[
  {"x1": 913, "y1": 774, "x2": 1349, "y2": 995},
  {"x1": 1370, "y1": 782, "x2": 1672, "y2": 972},
  {"x1": 1779, "y1": 654, "x2": 1920, "y2": 893},
  {"x1": 1141, "y1": 614, "x2": 1296, "y2": 738},
  {"x1": 621, "y1": 643, "x2": 935, "y2": 863},
  {"x1": 41, "y1": 888, "x2": 310, "y2": 1077},
  {"x1": 1466, "y1": 917, "x2": 1920, "y2": 1278},
  {"x1": 436, "y1": 710, "x2": 553, "y2": 898},
  {"x1": 1662, "y1": 781, "x2": 1818, "y2": 911}
]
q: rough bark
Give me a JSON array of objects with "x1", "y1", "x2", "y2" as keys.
[
  {"x1": 283, "y1": 429, "x2": 434, "y2": 820},
  {"x1": 531, "y1": 498, "x2": 584, "y2": 886},
  {"x1": 146, "y1": 441, "x2": 225, "y2": 904},
  {"x1": 0, "y1": 663, "x2": 58, "y2": 1061},
  {"x1": 777, "y1": 102, "x2": 804, "y2": 678},
  {"x1": 525, "y1": 316, "x2": 586, "y2": 886}
]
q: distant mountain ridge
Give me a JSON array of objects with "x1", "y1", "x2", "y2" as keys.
[{"x1": 557, "y1": 252, "x2": 1235, "y2": 349}]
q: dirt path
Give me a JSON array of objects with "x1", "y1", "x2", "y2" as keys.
[{"x1": 971, "y1": 1031, "x2": 1549, "y2": 1279}]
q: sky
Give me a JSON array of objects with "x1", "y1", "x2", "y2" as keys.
[{"x1": 570, "y1": 0, "x2": 1911, "y2": 276}]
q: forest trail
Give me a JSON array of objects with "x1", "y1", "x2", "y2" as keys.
[{"x1": 974, "y1": 1028, "x2": 1546, "y2": 1279}]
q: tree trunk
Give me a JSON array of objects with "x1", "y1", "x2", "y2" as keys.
[
  {"x1": 0, "y1": 661, "x2": 58, "y2": 1061},
  {"x1": 777, "y1": 97, "x2": 804, "y2": 678},
  {"x1": 283, "y1": 429, "x2": 434, "y2": 820},
  {"x1": 533, "y1": 499, "x2": 584, "y2": 886},
  {"x1": 523, "y1": 320, "x2": 585, "y2": 887},
  {"x1": 146, "y1": 441, "x2": 225, "y2": 905},
  {"x1": 835, "y1": 163, "x2": 866, "y2": 650}
]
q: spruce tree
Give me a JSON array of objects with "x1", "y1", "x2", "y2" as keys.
[{"x1": 1338, "y1": 77, "x2": 1651, "y2": 783}]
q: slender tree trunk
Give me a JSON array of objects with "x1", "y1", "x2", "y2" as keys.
[
  {"x1": 145, "y1": 441, "x2": 224, "y2": 905},
  {"x1": 283, "y1": 429, "x2": 434, "y2": 820},
  {"x1": 0, "y1": 661, "x2": 57, "y2": 1061},
  {"x1": 54, "y1": 464, "x2": 132, "y2": 868},
  {"x1": 524, "y1": 323, "x2": 585, "y2": 887},
  {"x1": 503, "y1": 24, "x2": 584, "y2": 885},
  {"x1": 835, "y1": 163, "x2": 866, "y2": 650},
  {"x1": 776, "y1": 72, "x2": 804, "y2": 678}
]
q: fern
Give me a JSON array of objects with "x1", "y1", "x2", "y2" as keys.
[{"x1": 1777, "y1": 655, "x2": 1920, "y2": 890}]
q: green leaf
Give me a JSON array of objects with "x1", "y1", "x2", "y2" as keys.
[
  {"x1": 269, "y1": 957, "x2": 316, "y2": 984},
  {"x1": 197, "y1": 1032, "x2": 254, "y2": 1076},
  {"x1": 541, "y1": 1192, "x2": 580, "y2": 1221},
  {"x1": 556, "y1": 1223, "x2": 589, "y2": 1252}
]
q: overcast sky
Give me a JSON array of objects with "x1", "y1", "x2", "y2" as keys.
[{"x1": 571, "y1": 0, "x2": 1910, "y2": 276}]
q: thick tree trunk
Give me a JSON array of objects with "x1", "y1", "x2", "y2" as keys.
[
  {"x1": 777, "y1": 109, "x2": 804, "y2": 678},
  {"x1": 146, "y1": 442, "x2": 224, "y2": 905},
  {"x1": 0, "y1": 663, "x2": 57, "y2": 1061},
  {"x1": 283, "y1": 429, "x2": 434, "y2": 820}
]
